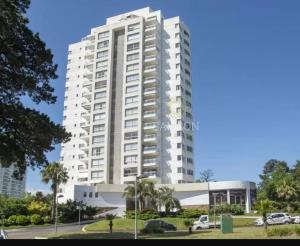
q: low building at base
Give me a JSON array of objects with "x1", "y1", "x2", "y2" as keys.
[{"x1": 58, "y1": 181, "x2": 256, "y2": 215}]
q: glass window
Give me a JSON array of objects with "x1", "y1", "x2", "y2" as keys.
[
  {"x1": 125, "y1": 119, "x2": 138, "y2": 128},
  {"x1": 128, "y1": 23, "x2": 140, "y2": 32},
  {"x1": 125, "y1": 96, "x2": 139, "y2": 105},
  {"x1": 97, "y1": 50, "x2": 108, "y2": 59},
  {"x1": 91, "y1": 171, "x2": 103, "y2": 179},
  {"x1": 93, "y1": 124, "x2": 105, "y2": 133},
  {"x1": 125, "y1": 107, "x2": 138, "y2": 116},
  {"x1": 97, "y1": 40, "x2": 109, "y2": 49},
  {"x1": 91, "y1": 159, "x2": 104, "y2": 168},
  {"x1": 127, "y1": 63, "x2": 139, "y2": 72},
  {"x1": 127, "y1": 33, "x2": 139, "y2": 41},
  {"x1": 98, "y1": 31, "x2": 109, "y2": 39},
  {"x1": 125, "y1": 143, "x2": 138, "y2": 151},
  {"x1": 92, "y1": 147, "x2": 104, "y2": 156},
  {"x1": 127, "y1": 53, "x2": 139, "y2": 61},
  {"x1": 93, "y1": 113, "x2": 105, "y2": 122},
  {"x1": 126, "y1": 74, "x2": 139, "y2": 83},
  {"x1": 95, "y1": 70, "x2": 107, "y2": 79},
  {"x1": 127, "y1": 42, "x2": 139, "y2": 51},
  {"x1": 126, "y1": 85, "x2": 138, "y2": 93},
  {"x1": 124, "y1": 155, "x2": 138, "y2": 165},
  {"x1": 124, "y1": 132, "x2": 138, "y2": 140},
  {"x1": 92, "y1": 135, "x2": 104, "y2": 144},
  {"x1": 95, "y1": 81, "x2": 106, "y2": 89},
  {"x1": 96, "y1": 60, "x2": 108, "y2": 68},
  {"x1": 94, "y1": 102, "x2": 105, "y2": 111},
  {"x1": 124, "y1": 167, "x2": 137, "y2": 177},
  {"x1": 94, "y1": 91, "x2": 106, "y2": 99}
]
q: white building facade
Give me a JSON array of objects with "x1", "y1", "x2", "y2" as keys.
[
  {"x1": 58, "y1": 181, "x2": 256, "y2": 214},
  {"x1": 0, "y1": 165, "x2": 26, "y2": 199},
  {"x1": 60, "y1": 7, "x2": 194, "y2": 194}
]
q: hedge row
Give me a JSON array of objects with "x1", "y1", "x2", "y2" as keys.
[{"x1": 3, "y1": 214, "x2": 51, "y2": 226}]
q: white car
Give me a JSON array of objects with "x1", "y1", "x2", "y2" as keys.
[
  {"x1": 192, "y1": 215, "x2": 221, "y2": 230},
  {"x1": 291, "y1": 216, "x2": 300, "y2": 224},
  {"x1": 255, "y1": 213, "x2": 291, "y2": 226}
]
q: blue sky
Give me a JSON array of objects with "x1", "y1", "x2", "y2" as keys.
[{"x1": 25, "y1": 0, "x2": 300, "y2": 193}]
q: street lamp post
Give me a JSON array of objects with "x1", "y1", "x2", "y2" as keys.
[
  {"x1": 134, "y1": 175, "x2": 145, "y2": 240},
  {"x1": 55, "y1": 194, "x2": 64, "y2": 233},
  {"x1": 77, "y1": 205, "x2": 86, "y2": 225}
]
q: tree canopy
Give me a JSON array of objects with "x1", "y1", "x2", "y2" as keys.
[{"x1": 0, "y1": 0, "x2": 71, "y2": 178}]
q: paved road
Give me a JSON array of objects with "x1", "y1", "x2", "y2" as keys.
[{"x1": 5, "y1": 220, "x2": 96, "y2": 239}]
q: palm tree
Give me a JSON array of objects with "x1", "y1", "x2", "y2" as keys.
[
  {"x1": 157, "y1": 187, "x2": 181, "y2": 215},
  {"x1": 41, "y1": 162, "x2": 68, "y2": 221},
  {"x1": 276, "y1": 177, "x2": 299, "y2": 213},
  {"x1": 122, "y1": 179, "x2": 155, "y2": 211},
  {"x1": 256, "y1": 199, "x2": 273, "y2": 231}
]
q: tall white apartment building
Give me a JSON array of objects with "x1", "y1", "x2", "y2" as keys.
[
  {"x1": 0, "y1": 165, "x2": 26, "y2": 198},
  {"x1": 60, "y1": 7, "x2": 194, "y2": 192}
]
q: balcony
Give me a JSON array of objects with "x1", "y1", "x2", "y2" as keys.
[
  {"x1": 144, "y1": 44, "x2": 156, "y2": 54},
  {"x1": 143, "y1": 87, "x2": 158, "y2": 98},
  {"x1": 145, "y1": 24, "x2": 157, "y2": 34},
  {"x1": 82, "y1": 91, "x2": 92, "y2": 101},
  {"x1": 79, "y1": 143, "x2": 89, "y2": 153},
  {"x1": 143, "y1": 158, "x2": 159, "y2": 167},
  {"x1": 143, "y1": 146, "x2": 158, "y2": 155},
  {"x1": 143, "y1": 99, "x2": 157, "y2": 108},
  {"x1": 80, "y1": 111, "x2": 90, "y2": 120},
  {"x1": 79, "y1": 154, "x2": 89, "y2": 164},
  {"x1": 81, "y1": 101, "x2": 91, "y2": 110},
  {"x1": 144, "y1": 65, "x2": 157, "y2": 75},
  {"x1": 85, "y1": 49, "x2": 94, "y2": 56},
  {"x1": 144, "y1": 34, "x2": 156, "y2": 43},
  {"x1": 143, "y1": 122, "x2": 157, "y2": 130},
  {"x1": 144, "y1": 77, "x2": 158, "y2": 87},
  {"x1": 143, "y1": 110, "x2": 157, "y2": 119},
  {"x1": 80, "y1": 133, "x2": 90, "y2": 142},
  {"x1": 143, "y1": 134, "x2": 157, "y2": 143},
  {"x1": 143, "y1": 171, "x2": 158, "y2": 178},
  {"x1": 83, "y1": 79, "x2": 92, "y2": 88},
  {"x1": 144, "y1": 55, "x2": 157, "y2": 64},
  {"x1": 80, "y1": 121, "x2": 90, "y2": 131}
]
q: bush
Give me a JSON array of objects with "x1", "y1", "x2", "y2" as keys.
[
  {"x1": 43, "y1": 216, "x2": 52, "y2": 224},
  {"x1": 177, "y1": 208, "x2": 207, "y2": 218},
  {"x1": 209, "y1": 204, "x2": 244, "y2": 215},
  {"x1": 16, "y1": 215, "x2": 30, "y2": 226},
  {"x1": 3, "y1": 219, "x2": 11, "y2": 227},
  {"x1": 125, "y1": 209, "x2": 159, "y2": 220},
  {"x1": 267, "y1": 227, "x2": 292, "y2": 237},
  {"x1": 7, "y1": 215, "x2": 18, "y2": 225},
  {"x1": 30, "y1": 214, "x2": 43, "y2": 225}
]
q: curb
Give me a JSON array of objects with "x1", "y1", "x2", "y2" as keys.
[
  {"x1": 34, "y1": 237, "x2": 48, "y2": 239},
  {"x1": 82, "y1": 225, "x2": 87, "y2": 232}
]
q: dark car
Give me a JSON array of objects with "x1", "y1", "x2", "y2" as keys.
[{"x1": 144, "y1": 220, "x2": 177, "y2": 231}]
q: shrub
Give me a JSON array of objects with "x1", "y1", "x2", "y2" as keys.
[
  {"x1": 30, "y1": 214, "x2": 43, "y2": 225},
  {"x1": 267, "y1": 227, "x2": 292, "y2": 237},
  {"x1": 3, "y1": 219, "x2": 11, "y2": 227},
  {"x1": 125, "y1": 210, "x2": 159, "y2": 220},
  {"x1": 209, "y1": 204, "x2": 244, "y2": 215},
  {"x1": 177, "y1": 208, "x2": 207, "y2": 218},
  {"x1": 7, "y1": 215, "x2": 18, "y2": 225},
  {"x1": 16, "y1": 215, "x2": 30, "y2": 226},
  {"x1": 43, "y1": 216, "x2": 52, "y2": 224}
]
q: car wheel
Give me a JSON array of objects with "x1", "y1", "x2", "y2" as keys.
[{"x1": 284, "y1": 221, "x2": 289, "y2": 224}]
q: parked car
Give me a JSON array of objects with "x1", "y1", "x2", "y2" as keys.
[
  {"x1": 192, "y1": 215, "x2": 221, "y2": 230},
  {"x1": 144, "y1": 220, "x2": 177, "y2": 231},
  {"x1": 291, "y1": 216, "x2": 300, "y2": 224},
  {"x1": 255, "y1": 213, "x2": 291, "y2": 226}
]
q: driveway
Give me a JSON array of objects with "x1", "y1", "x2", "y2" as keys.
[{"x1": 5, "y1": 220, "x2": 96, "y2": 239}]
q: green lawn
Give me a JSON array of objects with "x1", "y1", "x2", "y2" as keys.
[
  {"x1": 47, "y1": 224, "x2": 300, "y2": 239},
  {"x1": 84, "y1": 217, "x2": 256, "y2": 232}
]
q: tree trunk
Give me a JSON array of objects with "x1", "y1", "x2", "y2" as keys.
[
  {"x1": 189, "y1": 227, "x2": 192, "y2": 234},
  {"x1": 264, "y1": 218, "x2": 267, "y2": 232},
  {"x1": 51, "y1": 184, "x2": 57, "y2": 222}
]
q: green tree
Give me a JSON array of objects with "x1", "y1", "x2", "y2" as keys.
[
  {"x1": 27, "y1": 200, "x2": 50, "y2": 216},
  {"x1": 41, "y1": 162, "x2": 68, "y2": 220},
  {"x1": 0, "y1": 0, "x2": 71, "y2": 179},
  {"x1": 157, "y1": 187, "x2": 181, "y2": 215},
  {"x1": 292, "y1": 160, "x2": 300, "y2": 182},
  {"x1": 276, "y1": 177, "x2": 299, "y2": 213},
  {"x1": 256, "y1": 199, "x2": 273, "y2": 231},
  {"x1": 122, "y1": 180, "x2": 155, "y2": 211}
]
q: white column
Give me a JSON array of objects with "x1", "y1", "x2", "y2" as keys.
[
  {"x1": 245, "y1": 186, "x2": 251, "y2": 213},
  {"x1": 227, "y1": 190, "x2": 230, "y2": 205}
]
